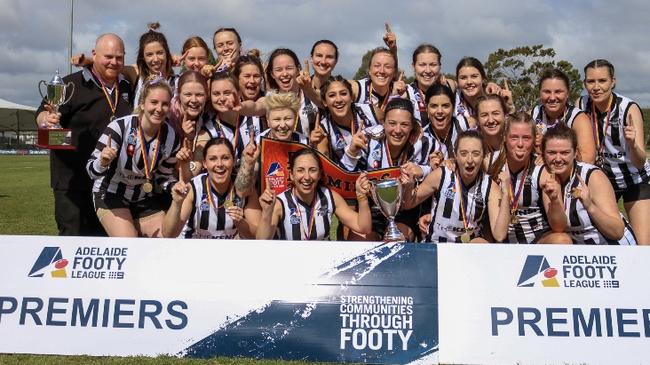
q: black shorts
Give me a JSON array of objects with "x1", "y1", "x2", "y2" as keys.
[
  {"x1": 615, "y1": 183, "x2": 650, "y2": 203},
  {"x1": 93, "y1": 191, "x2": 167, "y2": 220}
]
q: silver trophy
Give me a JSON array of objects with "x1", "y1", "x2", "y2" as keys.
[
  {"x1": 37, "y1": 69, "x2": 75, "y2": 149},
  {"x1": 370, "y1": 178, "x2": 405, "y2": 242}
]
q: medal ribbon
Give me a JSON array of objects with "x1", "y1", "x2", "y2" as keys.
[
  {"x1": 292, "y1": 189, "x2": 319, "y2": 240},
  {"x1": 214, "y1": 114, "x2": 241, "y2": 148},
  {"x1": 368, "y1": 82, "x2": 391, "y2": 112},
  {"x1": 205, "y1": 178, "x2": 234, "y2": 212},
  {"x1": 454, "y1": 171, "x2": 471, "y2": 233},
  {"x1": 384, "y1": 140, "x2": 407, "y2": 167},
  {"x1": 563, "y1": 166, "x2": 578, "y2": 212},
  {"x1": 591, "y1": 95, "x2": 614, "y2": 158},
  {"x1": 508, "y1": 164, "x2": 529, "y2": 213},
  {"x1": 137, "y1": 122, "x2": 161, "y2": 183},
  {"x1": 90, "y1": 69, "x2": 119, "y2": 117}
]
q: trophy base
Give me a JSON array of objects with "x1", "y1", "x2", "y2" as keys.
[
  {"x1": 36, "y1": 128, "x2": 75, "y2": 150},
  {"x1": 383, "y1": 222, "x2": 406, "y2": 243}
]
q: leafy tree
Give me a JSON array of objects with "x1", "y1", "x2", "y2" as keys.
[
  {"x1": 354, "y1": 50, "x2": 374, "y2": 80},
  {"x1": 484, "y1": 45, "x2": 582, "y2": 111}
]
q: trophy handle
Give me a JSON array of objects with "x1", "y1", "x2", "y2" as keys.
[
  {"x1": 62, "y1": 81, "x2": 75, "y2": 105},
  {"x1": 38, "y1": 80, "x2": 47, "y2": 100}
]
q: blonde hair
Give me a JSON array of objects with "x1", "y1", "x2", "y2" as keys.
[
  {"x1": 265, "y1": 92, "x2": 300, "y2": 118},
  {"x1": 136, "y1": 75, "x2": 173, "y2": 114}
]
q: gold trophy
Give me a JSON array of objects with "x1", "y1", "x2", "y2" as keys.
[{"x1": 36, "y1": 70, "x2": 75, "y2": 150}]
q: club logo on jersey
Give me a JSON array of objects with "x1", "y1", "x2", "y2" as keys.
[
  {"x1": 289, "y1": 208, "x2": 301, "y2": 225},
  {"x1": 28, "y1": 247, "x2": 68, "y2": 278},
  {"x1": 517, "y1": 255, "x2": 559, "y2": 288},
  {"x1": 200, "y1": 194, "x2": 210, "y2": 211}
]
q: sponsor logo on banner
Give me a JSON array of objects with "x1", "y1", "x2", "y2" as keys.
[
  {"x1": 28, "y1": 247, "x2": 68, "y2": 278},
  {"x1": 517, "y1": 254, "x2": 619, "y2": 289},
  {"x1": 517, "y1": 255, "x2": 559, "y2": 287},
  {"x1": 265, "y1": 161, "x2": 286, "y2": 192},
  {"x1": 28, "y1": 246, "x2": 128, "y2": 280}
]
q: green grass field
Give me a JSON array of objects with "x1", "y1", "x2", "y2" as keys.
[{"x1": 0, "y1": 155, "x2": 56, "y2": 235}]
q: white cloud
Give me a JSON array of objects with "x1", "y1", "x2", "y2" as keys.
[{"x1": 1, "y1": 0, "x2": 650, "y2": 107}]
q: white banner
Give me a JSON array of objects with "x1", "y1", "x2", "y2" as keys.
[
  {"x1": 0, "y1": 236, "x2": 438, "y2": 364},
  {"x1": 438, "y1": 245, "x2": 650, "y2": 365}
]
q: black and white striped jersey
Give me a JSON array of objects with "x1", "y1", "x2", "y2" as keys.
[
  {"x1": 453, "y1": 89, "x2": 474, "y2": 130},
  {"x1": 578, "y1": 93, "x2": 650, "y2": 190},
  {"x1": 180, "y1": 173, "x2": 243, "y2": 239},
  {"x1": 339, "y1": 125, "x2": 433, "y2": 176},
  {"x1": 562, "y1": 162, "x2": 636, "y2": 245},
  {"x1": 275, "y1": 186, "x2": 336, "y2": 240},
  {"x1": 353, "y1": 78, "x2": 389, "y2": 122},
  {"x1": 531, "y1": 104, "x2": 584, "y2": 134},
  {"x1": 422, "y1": 117, "x2": 470, "y2": 160},
  {"x1": 424, "y1": 166, "x2": 493, "y2": 243},
  {"x1": 319, "y1": 104, "x2": 378, "y2": 163},
  {"x1": 506, "y1": 164, "x2": 550, "y2": 244},
  {"x1": 201, "y1": 113, "x2": 264, "y2": 163},
  {"x1": 87, "y1": 114, "x2": 180, "y2": 202}
]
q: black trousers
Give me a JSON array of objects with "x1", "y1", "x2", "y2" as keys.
[{"x1": 53, "y1": 189, "x2": 106, "y2": 236}]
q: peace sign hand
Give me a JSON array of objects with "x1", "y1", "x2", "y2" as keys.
[{"x1": 297, "y1": 59, "x2": 312, "y2": 89}]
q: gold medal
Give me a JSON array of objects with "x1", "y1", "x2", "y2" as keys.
[
  {"x1": 224, "y1": 200, "x2": 234, "y2": 208},
  {"x1": 571, "y1": 187, "x2": 581, "y2": 199},
  {"x1": 142, "y1": 181, "x2": 153, "y2": 193},
  {"x1": 511, "y1": 215, "x2": 519, "y2": 225},
  {"x1": 461, "y1": 231, "x2": 471, "y2": 243}
]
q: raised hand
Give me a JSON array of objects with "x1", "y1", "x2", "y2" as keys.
[
  {"x1": 242, "y1": 133, "x2": 260, "y2": 166},
  {"x1": 500, "y1": 79, "x2": 515, "y2": 113},
  {"x1": 347, "y1": 128, "x2": 368, "y2": 157},
  {"x1": 172, "y1": 50, "x2": 189, "y2": 68},
  {"x1": 309, "y1": 123, "x2": 327, "y2": 146},
  {"x1": 428, "y1": 151, "x2": 444, "y2": 169},
  {"x1": 200, "y1": 64, "x2": 215, "y2": 78},
  {"x1": 100, "y1": 133, "x2": 118, "y2": 167},
  {"x1": 383, "y1": 22, "x2": 397, "y2": 50},
  {"x1": 497, "y1": 161, "x2": 511, "y2": 195},
  {"x1": 392, "y1": 70, "x2": 407, "y2": 96},
  {"x1": 541, "y1": 168, "x2": 561, "y2": 202},
  {"x1": 181, "y1": 115, "x2": 197, "y2": 140},
  {"x1": 171, "y1": 180, "x2": 189, "y2": 203},
  {"x1": 624, "y1": 114, "x2": 636, "y2": 145},
  {"x1": 176, "y1": 138, "x2": 193, "y2": 163},
  {"x1": 297, "y1": 59, "x2": 312, "y2": 89},
  {"x1": 259, "y1": 177, "x2": 277, "y2": 212},
  {"x1": 573, "y1": 175, "x2": 592, "y2": 209}
]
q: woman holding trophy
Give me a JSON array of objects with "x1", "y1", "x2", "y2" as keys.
[
  {"x1": 86, "y1": 76, "x2": 183, "y2": 237},
  {"x1": 256, "y1": 148, "x2": 372, "y2": 240},
  {"x1": 341, "y1": 98, "x2": 433, "y2": 241},
  {"x1": 401, "y1": 129, "x2": 511, "y2": 243}
]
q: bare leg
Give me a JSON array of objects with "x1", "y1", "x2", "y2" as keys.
[
  {"x1": 135, "y1": 211, "x2": 165, "y2": 238},
  {"x1": 97, "y1": 208, "x2": 138, "y2": 237},
  {"x1": 537, "y1": 231, "x2": 573, "y2": 244},
  {"x1": 624, "y1": 199, "x2": 650, "y2": 245}
]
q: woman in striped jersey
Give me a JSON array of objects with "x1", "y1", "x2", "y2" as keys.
[
  {"x1": 163, "y1": 138, "x2": 260, "y2": 239},
  {"x1": 407, "y1": 44, "x2": 457, "y2": 128},
  {"x1": 256, "y1": 148, "x2": 372, "y2": 240},
  {"x1": 540, "y1": 124, "x2": 636, "y2": 245},
  {"x1": 531, "y1": 68, "x2": 596, "y2": 163},
  {"x1": 578, "y1": 59, "x2": 650, "y2": 244},
  {"x1": 311, "y1": 76, "x2": 378, "y2": 165},
  {"x1": 238, "y1": 48, "x2": 319, "y2": 137},
  {"x1": 351, "y1": 47, "x2": 398, "y2": 124},
  {"x1": 86, "y1": 76, "x2": 182, "y2": 237},
  {"x1": 402, "y1": 129, "x2": 511, "y2": 243},
  {"x1": 477, "y1": 94, "x2": 507, "y2": 171},
  {"x1": 488, "y1": 112, "x2": 571, "y2": 244},
  {"x1": 454, "y1": 57, "x2": 512, "y2": 129}
]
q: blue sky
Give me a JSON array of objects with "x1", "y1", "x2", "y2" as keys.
[{"x1": 1, "y1": 0, "x2": 649, "y2": 106}]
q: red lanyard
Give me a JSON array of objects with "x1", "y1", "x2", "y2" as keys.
[{"x1": 137, "y1": 123, "x2": 161, "y2": 182}]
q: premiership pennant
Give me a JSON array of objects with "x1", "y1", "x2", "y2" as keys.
[{"x1": 260, "y1": 137, "x2": 400, "y2": 200}]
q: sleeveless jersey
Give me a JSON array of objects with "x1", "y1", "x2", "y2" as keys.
[
  {"x1": 275, "y1": 186, "x2": 336, "y2": 240},
  {"x1": 354, "y1": 78, "x2": 389, "y2": 122},
  {"x1": 531, "y1": 104, "x2": 584, "y2": 134},
  {"x1": 578, "y1": 93, "x2": 650, "y2": 190},
  {"x1": 506, "y1": 164, "x2": 549, "y2": 244},
  {"x1": 422, "y1": 117, "x2": 470, "y2": 159},
  {"x1": 87, "y1": 114, "x2": 180, "y2": 202},
  {"x1": 181, "y1": 173, "x2": 243, "y2": 239},
  {"x1": 425, "y1": 166, "x2": 493, "y2": 243},
  {"x1": 320, "y1": 104, "x2": 378, "y2": 163},
  {"x1": 202, "y1": 113, "x2": 264, "y2": 163},
  {"x1": 562, "y1": 162, "x2": 636, "y2": 245}
]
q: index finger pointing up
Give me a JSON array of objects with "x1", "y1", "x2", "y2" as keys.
[
  {"x1": 385, "y1": 22, "x2": 392, "y2": 33},
  {"x1": 304, "y1": 59, "x2": 310, "y2": 75}
]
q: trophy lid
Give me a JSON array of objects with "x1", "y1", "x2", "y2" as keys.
[{"x1": 49, "y1": 69, "x2": 65, "y2": 85}]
